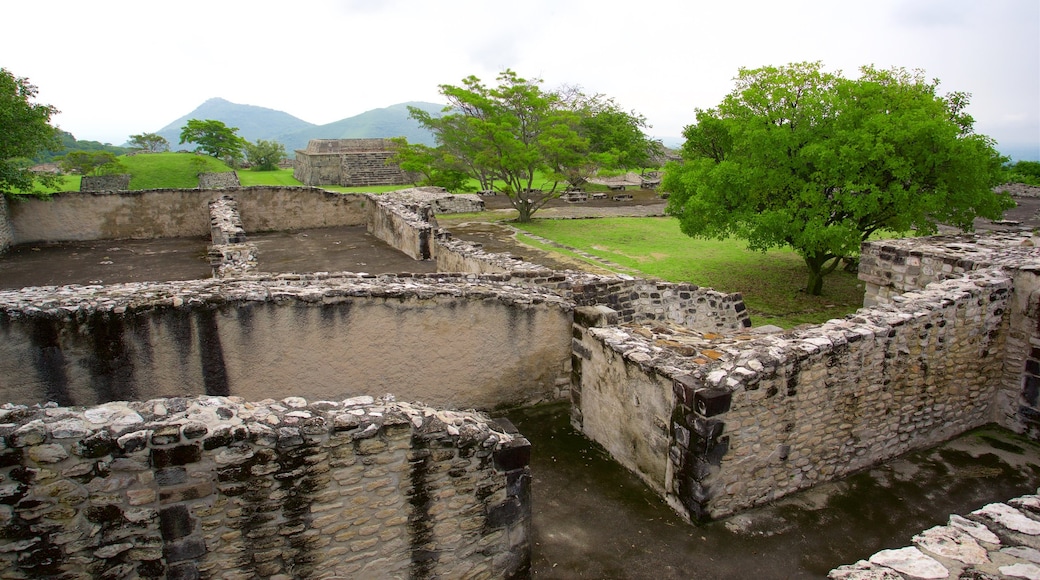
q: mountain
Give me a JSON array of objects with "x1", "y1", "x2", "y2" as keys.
[
  {"x1": 153, "y1": 98, "x2": 442, "y2": 154},
  {"x1": 275, "y1": 102, "x2": 442, "y2": 152},
  {"x1": 155, "y1": 98, "x2": 316, "y2": 149}
]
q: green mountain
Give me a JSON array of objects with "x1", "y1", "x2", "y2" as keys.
[
  {"x1": 155, "y1": 98, "x2": 316, "y2": 149},
  {"x1": 153, "y1": 98, "x2": 442, "y2": 154},
  {"x1": 276, "y1": 101, "x2": 442, "y2": 152}
]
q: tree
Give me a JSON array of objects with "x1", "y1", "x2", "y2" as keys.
[
  {"x1": 179, "y1": 119, "x2": 245, "y2": 166},
  {"x1": 410, "y1": 70, "x2": 590, "y2": 222},
  {"x1": 57, "y1": 151, "x2": 125, "y2": 176},
  {"x1": 243, "y1": 138, "x2": 286, "y2": 171},
  {"x1": 129, "y1": 132, "x2": 169, "y2": 153},
  {"x1": 388, "y1": 138, "x2": 471, "y2": 192},
  {"x1": 664, "y1": 62, "x2": 1012, "y2": 295},
  {"x1": 0, "y1": 68, "x2": 61, "y2": 194}
]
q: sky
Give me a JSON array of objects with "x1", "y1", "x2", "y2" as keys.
[{"x1": 3, "y1": 0, "x2": 1038, "y2": 158}]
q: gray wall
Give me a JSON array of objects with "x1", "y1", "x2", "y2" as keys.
[{"x1": 0, "y1": 279, "x2": 573, "y2": 410}]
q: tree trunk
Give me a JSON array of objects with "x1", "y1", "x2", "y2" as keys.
[{"x1": 803, "y1": 253, "x2": 838, "y2": 296}]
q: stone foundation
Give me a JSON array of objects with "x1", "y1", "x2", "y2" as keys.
[
  {"x1": 0, "y1": 395, "x2": 530, "y2": 579},
  {"x1": 293, "y1": 139, "x2": 413, "y2": 187}
]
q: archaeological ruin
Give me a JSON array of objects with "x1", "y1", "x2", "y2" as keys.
[
  {"x1": 2, "y1": 183, "x2": 1040, "y2": 578},
  {"x1": 292, "y1": 139, "x2": 413, "y2": 187}
]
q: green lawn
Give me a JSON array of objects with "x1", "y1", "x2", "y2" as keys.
[{"x1": 513, "y1": 217, "x2": 866, "y2": 328}]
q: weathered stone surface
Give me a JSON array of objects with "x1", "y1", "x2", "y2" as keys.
[
  {"x1": 912, "y1": 525, "x2": 988, "y2": 564},
  {"x1": 867, "y1": 547, "x2": 948, "y2": 578},
  {"x1": 974, "y1": 503, "x2": 1040, "y2": 535},
  {"x1": 0, "y1": 395, "x2": 528, "y2": 579}
]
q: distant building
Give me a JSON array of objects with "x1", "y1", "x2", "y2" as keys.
[{"x1": 293, "y1": 139, "x2": 413, "y2": 187}]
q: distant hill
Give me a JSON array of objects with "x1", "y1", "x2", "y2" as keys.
[
  {"x1": 276, "y1": 102, "x2": 442, "y2": 152},
  {"x1": 154, "y1": 98, "x2": 316, "y2": 150},
  {"x1": 152, "y1": 98, "x2": 442, "y2": 154}
]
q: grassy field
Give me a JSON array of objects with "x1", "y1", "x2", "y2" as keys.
[{"x1": 512, "y1": 217, "x2": 866, "y2": 328}]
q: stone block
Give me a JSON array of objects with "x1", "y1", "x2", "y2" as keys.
[{"x1": 694, "y1": 388, "x2": 732, "y2": 417}]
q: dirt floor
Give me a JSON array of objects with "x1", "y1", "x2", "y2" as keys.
[{"x1": 508, "y1": 402, "x2": 1040, "y2": 579}]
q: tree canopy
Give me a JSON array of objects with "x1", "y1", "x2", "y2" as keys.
[
  {"x1": 664, "y1": 62, "x2": 1012, "y2": 295},
  {"x1": 243, "y1": 138, "x2": 286, "y2": 171},
  {"x1": 0, "y1": 68, "x2": 61, "y2": 194},
  {"x1": 179, "y1": 119, "x2": 246, "y2": 166},
  {"x1": 57, "y1": 151, "x2": 125, "y2": 176},
  {"x1": 129, "y1": 132, "x2": 169, "y2": 153},
  {"x1": 408, "y1": 70, "x2": 654, "y2": 221}
]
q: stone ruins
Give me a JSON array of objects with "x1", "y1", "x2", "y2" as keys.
[
  {"x1": 2, "y1": 184, "x2": 1040, "y2": 578},
  {"x1": 292, "y1": 139, "x2": 413, "y2": 187}
]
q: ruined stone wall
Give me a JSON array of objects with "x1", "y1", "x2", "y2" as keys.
[
  {"x1": 81, "y1": 174, "x2": 131, "y2": 192},
  {"x1": 368, "y1": 195, "x2": 433, "y2": 261},
  {"x1": 0, "y1": 395, "x2": 531, "y2": 579},
  {"x1": 0, "y1": 194, "x2": 11, "y2": 253},
  {"x1": 5, "y1": 187, "x2": 369, "y2": 244},
  {"x1": 339, "y1": 151, "x2": 411, "y2": 187},
  {"x1": 0, "y1": 276, "x2": 573, "y2": 410},
  {"x1": 859, "y1": 233, "x2": 1040, "y2": 306},
  {"x1": 207, "y1": 196, "x2": 256, "y2": 278},
  {"x1": 860, "y1": 232, "x2": 1040, "y2": 438},
  {"x1": 998, "y1": 268, "x2": 1040, "y2": 438},
  {"x1": 197, "y1": 172, "x2": 240, "y2": 189},
  {"x1": 293, "y1": 139, "x2": 412, "y2": 187},
  {"x1": 573, "y1": 271, "x2": 1011, "y2": 520}
]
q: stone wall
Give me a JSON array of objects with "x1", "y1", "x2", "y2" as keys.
[
  {"x1": 860, "y1": 232, "x2": 1040, "y2": 439},
  {"x1": 997, "y1": 182, "x2": 1040, "y2": 198},
  {"x1": 0, "y1": 395, "x2": 531, "y2": 579},
  {"x1": 207, "y1": 196, "x2": 256, "y2": 278},
  {"x1": 0, "y1": 275, "x2": 573, "y2": 411},
  {"x1": 293, "y1": 139, "x2": 413, "y2": 187},
  {"x1": 0, "y1": 194, "x2": 11, "y2": 253},
  {"x1": 572, "y1": 270, "x2": 1012, "y2": 520},
  {"x1": 197, "y1": 172, "x2": 240, "y2": 189},
  {"x1": 859, "y1": 232, "x2": 1040, "y2": 306},
  {"x1": 4, "y1": 187, "x2": 369, "y2": 244},
  {"x1": 368, "y1": 195, "x2": 434, "y2": 261},
  {"x1": 383, "y1": 187, "x2": 485, "y2": 214},
  {"x1": 81, "y1": 174, "x2": 131, "y2": 192}
]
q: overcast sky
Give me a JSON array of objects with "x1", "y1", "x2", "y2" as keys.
[{"x1": 3, "y1": 0, "x2": 1038, "y2": 158}]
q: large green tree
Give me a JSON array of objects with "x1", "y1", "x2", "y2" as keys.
[
  {"x1": 128, "y1": 132, "x2": 169, "y2": 153},
  {"x1": 410, "y1": 70, "x2": 591, "y2": 222},
  {"x1": 388, "y1": 138, "x2": 471, "y2": 192},
  {"x1": 243, "y1": 138, "x2": 286, "y2": 171},
  {"x1": 664, "y1": 62, "x2": 1012, "y2": 295},
  {"x1": 179, "y1": 119, "x2": 246, "y2": 166},
  {"x1": 0, "y1": 68, "x2": 61, "y2": 194},
  {"x1": 57, "y1": 151, "x2": 125, "y2": 176}
]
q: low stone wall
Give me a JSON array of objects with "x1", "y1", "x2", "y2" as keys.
[
  {"x1": 367, "y1": 195, "x2": 433, "y2": 261},
  {"x1": 860, "y1": 232, "x2": 1040, "y2": 440},
  {"x1": 0, "y1": 395, "x2": 531, "y2": 579},
  {"x1": 859, "y1": 232, "x2": 1040, "y2": 306},
  {"x1": 4, "y1": 187, "x2": 369, "y2": 245},
  {"x1": 0, "y1": 194, "x2": 11, "y2": 253},
  {"x1": 997, "y1": 182, "x2": 1040, "y2": 198},
  {"x1": 198, "y1": 172, "x2": 240, "y2": 189},
  {"x1": 81, "y1": 174, "x2": 131, "y2": 192},
  {"x1": 0, "y1": 275, "x2": 573, "y2": 410},
  {"x1": 573, "y1": 270, "x2": 1012, "y2": 520},
  {"x1": 383, "y1": 187, "x2": 485, "y2": 214},
  {"x1": 831, "y1": 491, "x2": 1040, "y2": 579}
]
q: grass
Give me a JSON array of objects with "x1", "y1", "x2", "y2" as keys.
[{"x1": 512, "y1": 217, "x2": 866, "y2": 328}]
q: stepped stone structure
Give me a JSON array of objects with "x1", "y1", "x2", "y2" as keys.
[{"x1": 293, "y1": 139, "x2": 413, "y2": 187}]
